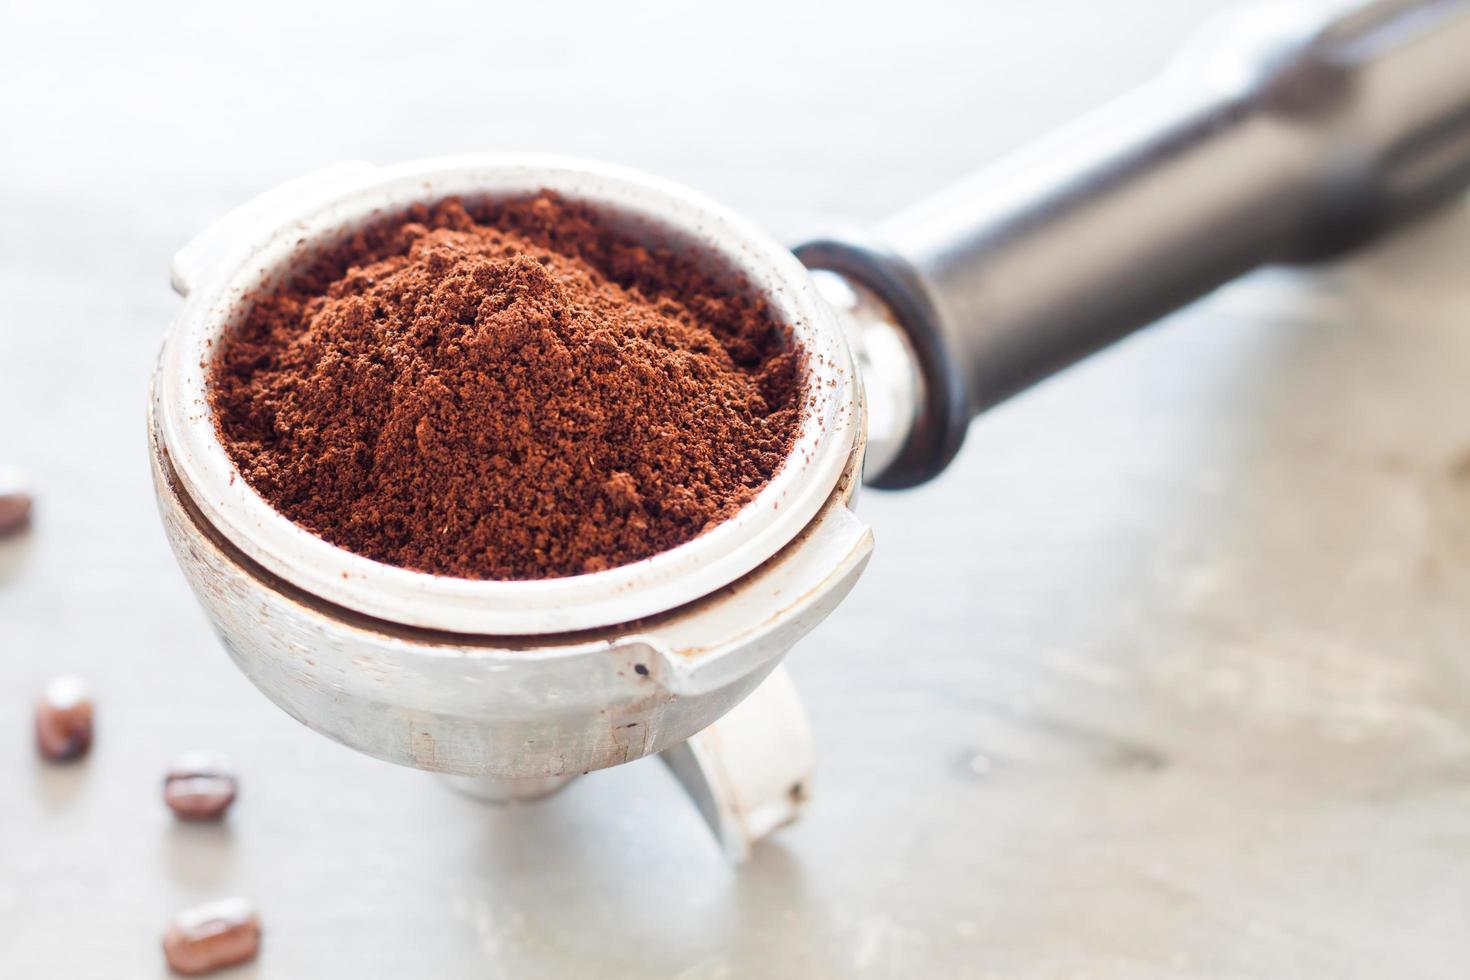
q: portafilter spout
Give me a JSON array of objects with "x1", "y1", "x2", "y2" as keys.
[{"x1": 805, "y1": 0, "x2": 1470, "y2": 489}]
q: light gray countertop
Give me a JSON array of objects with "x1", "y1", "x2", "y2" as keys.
[{"x1": 3, "y1": 1, "x2": 1469, "y2": 976}]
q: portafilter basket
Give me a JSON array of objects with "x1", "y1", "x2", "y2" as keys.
[{"x1": 151, "y1": 157, "x2": 869, "y2": 860}]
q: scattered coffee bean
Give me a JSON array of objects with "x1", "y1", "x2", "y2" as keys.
[
  {"x1": 34, "y1": 675, "x2": 93, "y2": 762},
  {"x1": 0, "y1": 468, "x2": 32, "y2": 537},
  {"x1": 162, "y1": 897, "x2": 260, "y2": 976},
  {"x1": 164, "y1": 751, "x2": 237, "y2": 820}
]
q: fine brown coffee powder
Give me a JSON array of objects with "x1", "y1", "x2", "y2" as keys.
[{"x1": 210, "y1": 194, "x2": 802, "y2": 580}]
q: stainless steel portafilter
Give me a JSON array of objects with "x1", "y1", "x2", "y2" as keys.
[{"x1": 150, "y1": 0, "x2": 1470, "y2": 861}]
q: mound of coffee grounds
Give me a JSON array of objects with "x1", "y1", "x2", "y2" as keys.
[{"x1": 210, "y1": 194, "x2": 801, "y2": 580}]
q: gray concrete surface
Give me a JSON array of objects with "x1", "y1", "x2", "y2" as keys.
[{"x1": 3, "y1": 1, "x2": 1470, "y2": 976}]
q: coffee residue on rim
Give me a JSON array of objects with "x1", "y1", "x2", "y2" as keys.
[{"x1": 209, "y1": 193, "x2": 802, "y2": 580}]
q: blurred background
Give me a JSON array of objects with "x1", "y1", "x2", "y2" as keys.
[{"x1": 4, "y1": 0, "x2": 1470, "y2": 976}]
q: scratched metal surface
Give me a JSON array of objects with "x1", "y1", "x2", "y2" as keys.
[{"x1": 3, "y1": 1, "x2": 1470, "y2": 977}]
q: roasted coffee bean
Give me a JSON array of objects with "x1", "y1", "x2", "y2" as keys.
[
  {"x1": 34, "y1": 675, "x2": 93, "y2": 761},
  {"x1": 164, "y1": 751, "x2": 237, "y2": 820},
  {"x1": 162, "y1": 897, "x2": 260, "y2": 976},
  {"x1": 0, "y1": 468, "x2": 32, "y2": 536}
]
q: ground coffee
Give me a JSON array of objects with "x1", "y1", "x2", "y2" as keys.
[{"x1": 211, "y1": 194, "x2": 801, "y2": 580}]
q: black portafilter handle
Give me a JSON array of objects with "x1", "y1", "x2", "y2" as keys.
[{"x1": 798, "y1": 0, "x2": 1470, "y2": 489}]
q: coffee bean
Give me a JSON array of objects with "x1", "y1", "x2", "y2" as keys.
[
  {"x1": 164, "y1": 751, "x2": 237, "y2": 820},
  {"x1": 162, "y1": 897, "x2": 260, "y2": 976},
  {"x1": 34, "y1": 675, "x2": 93, "y2": 762},
  {"x1": 0, "y1": 468, "x2": 32, "y2": 537}
]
